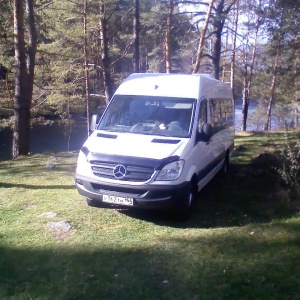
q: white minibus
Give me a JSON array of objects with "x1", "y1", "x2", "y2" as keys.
[{"x1": 75, "y1": 73, "x2": 234, "y2": 219}]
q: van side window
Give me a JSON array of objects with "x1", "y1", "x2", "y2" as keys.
[{"x1": 209, "y1": 98, "x2": 234, "y2": 133}]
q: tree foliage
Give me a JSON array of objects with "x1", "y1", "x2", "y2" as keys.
[{"x1": 0, "y1": 0, "x2": 299, "y2": 148}]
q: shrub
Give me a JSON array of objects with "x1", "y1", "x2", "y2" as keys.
[{"x1": 276, "y1": 131, "x2": 300, "y2": 196}]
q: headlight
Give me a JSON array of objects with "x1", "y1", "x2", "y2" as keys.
[{"x1": 155, "y1": 160, "x2": 184, "y2": 181}]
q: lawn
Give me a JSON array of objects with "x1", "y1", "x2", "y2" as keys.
[{"x1": 0, "y1": 131, "x2": 299, "y2": 300}]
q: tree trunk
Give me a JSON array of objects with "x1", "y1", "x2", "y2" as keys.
[
  {"x1": 83, "y1": 0, "x2": 90, "y2": 136},
  {"x1": 165, "y1": 0, "x2": 173, "y2": 73},
  {"x1": 230, "y1": 0, "x2": 239, "y2": 92},
  {"x1": 293, "y1": 60, "x2": 299, "y2": 128},
  {"x1": 212, "y1": 31, "x2": 222, "y2": 79},
  {"x1": 25, "y1": 0, "x2": 37, "y2": 98},
  {"x1": 241, "y1": 62, "x2": 248, "y2": 131},
  {"x1": 100, "y1": 3, "x2": 113, "y2": 103},
  {"x1": 241, "y1": 2, "x2": 261, "y2": 132},
  {"x1": 241, "y1": 23, "x2": 250, "y2": 132},
  {"x1": 294, "y1": 102, "x2": 299, "y2": 128},
  {"x1": 247, "y1": 32, "x2": 259, "y2": 97},
  {"x1": 210, "y1": 0, "x2": 237, "y2": 80},
  {"x1": 221, "y1": 22, "x2": 229, "y2": 81},
  {"x1": 211, "y1": 0, "x2": 226, "y2": 80},
  {"x1": 193, "y1": 0, "x2": 215, "y2": 74},
  {"x1": 133, "y1": 0, "x2": 140, "y2": 73},
  {"x1": 241, "y1": 43, "x2": 249, "y2": 131},
  {"x1": 12, "y1": 0, "x2": 37, "y2": 159},
  {"x1": 264, "y1": 47, "x2": 280, "y2": 131},
  {"x1": 242, "y1": 23, "x2": 259, "y2": 131}
]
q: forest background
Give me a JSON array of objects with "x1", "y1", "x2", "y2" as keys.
[{"x1": 0, "y1": 0, "x2": 299, "y2": 158}]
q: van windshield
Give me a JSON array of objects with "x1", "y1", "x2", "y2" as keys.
[{"x1": 98, "y1": 95, "x2": 195, "y2": 138}]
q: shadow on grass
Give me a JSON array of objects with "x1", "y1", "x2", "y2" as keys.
[
  {"x1": 118, "y1": 152, "x2": 299, "y2": 228},
  {"x1": 0, "y1": 182, "x2": 75, "y2": 190},
  {"x1": 0, "y1": 162, "x2": 76, "y2": 175},
  {"x1": 1, "y1": 222, "x2": 300, "y2": 299}
]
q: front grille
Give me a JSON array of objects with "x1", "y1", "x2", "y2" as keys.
[
  {"x1": 90, "y1": 160, "x2": 154, "y2": 182},
  {"x1": 91, "y1": 183, "x2": 148, "y2": 195}
]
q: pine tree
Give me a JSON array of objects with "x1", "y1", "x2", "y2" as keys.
[{"x1": 12, "y1": 0, "x2": 37, "y2": 158}]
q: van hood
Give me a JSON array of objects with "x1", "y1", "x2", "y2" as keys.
[{"x1": 84, "y1": 131, "x2": 189, "y2": 160}]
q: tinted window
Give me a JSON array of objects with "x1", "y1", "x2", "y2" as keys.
[{"x1": 209, "y1": 98, "x2": 234, "y2": 132}]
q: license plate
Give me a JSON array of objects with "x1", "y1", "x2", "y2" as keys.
[{"x1": 102, "y1": 194, "x2": 133, "y2": 206}]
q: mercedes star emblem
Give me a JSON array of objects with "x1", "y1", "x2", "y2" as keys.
[{"x1": 113, "y1": 165, "x2": 127, "y2": 179}]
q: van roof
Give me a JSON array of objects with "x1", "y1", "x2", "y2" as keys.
[{"x1": 115, "y1": 73, "x2": 232, "y2": 99}]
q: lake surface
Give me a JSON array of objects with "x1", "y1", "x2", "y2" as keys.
[
  {"x1": 235, "y1": 100, "x2": 298, "y2": 131},
  {"x1": 0, "y1": 121, "x2": 88, "y2": 161}
]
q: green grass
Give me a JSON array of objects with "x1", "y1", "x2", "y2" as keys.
[{"x1": 0, "y1": 131, "x2": 300, "y2": 299}]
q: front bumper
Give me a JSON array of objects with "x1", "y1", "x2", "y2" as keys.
[{"x1": 75, "y1": 174, "x2": 190, "y2": 210}]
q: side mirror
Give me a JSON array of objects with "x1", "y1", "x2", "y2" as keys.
[
  {"x1": 90, "y1": 114, "x2": 100, "y2": 132},
  {"x1": 198, "y1": 123, "x2": 213, "y2": 142}
]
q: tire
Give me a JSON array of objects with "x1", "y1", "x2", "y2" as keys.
[
  {"x1": 173, "y1": 182, "x2": 195, "y2": 222},
  {"x1": 221, "y1": 152, "x2": 229, "y2": 176}
]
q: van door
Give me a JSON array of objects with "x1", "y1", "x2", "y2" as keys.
[{"x1": 189, "y1": 98, "x2": 217, "y2": 191}]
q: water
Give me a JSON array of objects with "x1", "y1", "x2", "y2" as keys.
[
  {"x1": 0, "y1": 121, "x2": 88, "y2": 161},
  {"x1": 234, "y1": 100, "x2": 298, "y2": 131}
]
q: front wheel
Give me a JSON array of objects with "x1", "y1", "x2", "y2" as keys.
[
  {"x1": 173, "y1": 183, "x2": 195, "y2": 222},
  {"x1": 221, "y1": 152, "x2": 229, "y2": 176}
]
